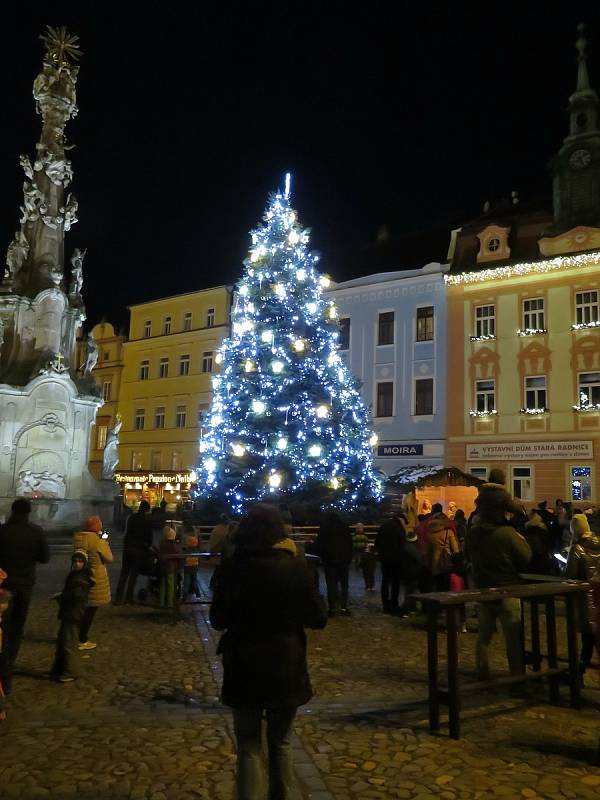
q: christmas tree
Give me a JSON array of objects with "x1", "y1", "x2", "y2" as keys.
[{"x1": 197, "y1": 176, "x2": 382, "y2": 513}]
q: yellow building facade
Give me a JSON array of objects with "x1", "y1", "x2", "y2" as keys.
[
  {"x1": 114, "y1": 286, "x2": 231, "y2": 505},
  {"x1": 87, "y1": 321, "x2": 126, "y2": 479},
  {"x1": 446, "y1": 238, "x2": 600, "y2": 506}
]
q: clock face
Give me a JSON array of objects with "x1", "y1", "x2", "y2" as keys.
[{"x1": 569, "y1": 148, "x2": 592, "y2": 169}]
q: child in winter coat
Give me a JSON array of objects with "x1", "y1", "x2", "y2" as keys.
[
  {"x1": 51, "y1": 551, "x2": 94, "y2": 682},
  {"x1": 159, "y1": 527, "x2": 181, "y2": 608},
  {"x1": 182, "y1": 528, "x2": 200, "y2": 598}
]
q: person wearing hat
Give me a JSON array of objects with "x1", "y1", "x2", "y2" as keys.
[
  {"x1": 51, "y1": 550, "x2": 94, "y2": 683},
  {"x1": 73, "y1": 516, "x2": 114, "y2": 650},
  {"x1": 158, "y1": 526, "x2": 181, "y2": 608}
]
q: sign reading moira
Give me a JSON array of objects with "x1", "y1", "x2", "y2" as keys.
[
  {"x1": 377, "y1": 444, "x2": 424, "y2": 457},
  {"x1": 466, "y1": 441, "x2": 593, "y2": 461},
  {"x1": 114, "y1": 472, "x2": 194, "y2": 485}
]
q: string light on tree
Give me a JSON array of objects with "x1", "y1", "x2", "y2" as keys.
[{"x1": 195, "y1": 174, "x2": 381, "y2": 511}]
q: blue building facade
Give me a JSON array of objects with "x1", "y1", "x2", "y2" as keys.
[{"x1": 327, "y1": 263, "x2": 448, "y2": 477}]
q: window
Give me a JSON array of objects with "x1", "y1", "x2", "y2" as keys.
[
  {"x1": 131, "y1": 451, "x2": 143, "y2": 470},
  {"x1": 163, "y1": 316, "x2": 172, "y2": 335},
  {"x1": 376, "y1": 382, "x2": 394, "y2": 417},
  {"x1": 525, "y1": 376, "x2": 547, "y2": 410},
  {"x1": 175, "y1": 405, "x2": 187, "y2": 428},
  {"x1": 575, "y1": 290, "x2": 599, "y2": 325},
  {"x1": 512, "y1": 466, "x2": 533, "y2": 501},
  {"x1": 579, "y1": 372, "x2": 600, "y2": 406},
  {"x1": 416, "y1": 306, "x2": 434, "y2": 341},
  {"x1": 151, "y1": 450, "x2": 162, "y2": 470},
  {"x1": 202, "y1": 351, "x2": 213, "y2": 373},
  {"x1": 103, "y1": 351, "x2": 109, "y2": 361},
  {"x1": 206, "y1": 307, "x2": 215, "y2": 327},
  {"x1": 102, "y1": 380, "x2": 112, "y2": 402},
  {"x1": 339, "y1": 318, "x2": 350, "y2": 350},
  {"x1": 523, "y1": 298, "x2": 545, "y2": 330},
  {"x1": 475, "y1": 379, "x2": 495, "y2": 413},
  {"x1": 154, "y1": 407, "x2": 165, "y2": 429},
  {"x1": 143, "y1": 320, "x2": 151, "y2": 338},
  {"x1": 139, "y1": 360, "x2": 149, "y2": 380},
  {"x1": 198, "y1": 403, "x2": 210, "y2": 425},
  {"x1": 475, "y1": 305, "x2": 495, "y2": 338},
  {"x1": 159, "y1": 357, "x2": 169, "y2": 378},
  {"x1": 415, "y1": 378, "x2": 434, "y2": 416},
  {"x1": 134, "y1": 409, "x2": 145, "y2": 430},
  {"x1": 171, "y1": 450, "x2": 183, "y2": 470},
  {"x1": 571, "y1": 466, "x2": 593, "y2": 501},
  {"x1": 96, "y1": 425, "x2": 107, "y2": 450},
  {"x1": 179, "y1": 354, "x2": 190, "y2": 376},
  {"x1": 469, "y1": 467, "x2": 488, "y2": 481},
  {"x1": 487, "y1": 237, "x2": 500, "y2": 252},
  {"x1": 183, "y1": 312, "x2": 192, "y2": 331},
  {"x1": 377, "y1": 312, "x2": 394, "y2": 346}
]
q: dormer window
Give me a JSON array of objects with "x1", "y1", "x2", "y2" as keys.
[{"x1": 476, "y1": 225, "x2": 511, "y2": 264}]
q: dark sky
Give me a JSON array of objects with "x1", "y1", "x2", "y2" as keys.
[{"x1": 1, "y1": 3, "x2": 598, "y2": 330}]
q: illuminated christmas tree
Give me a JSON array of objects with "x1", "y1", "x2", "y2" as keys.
[{"x1": 197, "y1": 177, "x2": 381, "y2": 513}]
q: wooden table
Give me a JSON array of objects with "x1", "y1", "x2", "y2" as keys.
[{"x1": 414, "y1": 580, "x2": 590, "y2": 739}]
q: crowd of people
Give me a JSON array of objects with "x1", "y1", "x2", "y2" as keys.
[{"x1": 0, "y1": 484, "x2": 599, "y2": 798}]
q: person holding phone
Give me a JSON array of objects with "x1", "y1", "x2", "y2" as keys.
[{"x1": 72, "y1": 516, "x2": 114, "y2": 650}]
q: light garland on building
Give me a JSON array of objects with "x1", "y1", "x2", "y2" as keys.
[
  {"x1": 446, "y1": 250, "x2": 600, "y2": 285},
  {"x1": 519, "y1": 407, "x2": 549, "y2": 415},
  {"x1": 573, "y1": 392, "x2": 600, "y2": 412},
  {"x1": 469, "y1": 409, "x2": 498, "y2": 417},
  {"x1": 571, "y1": 320, "x2": 600, "y2": 330},
  {"x1": 470, "y1": 334, "x2": 496, "y2": 342},
  {"x1": 194, "y1": 177, "x2": 380, "y2": 513},
  {"x1": 517, "y1": 328, "x2": 547, "y2": 337}
]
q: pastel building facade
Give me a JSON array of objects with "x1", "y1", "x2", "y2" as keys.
[{"x1": 327, "y1": 263, "x2": 448, "y2": 476}]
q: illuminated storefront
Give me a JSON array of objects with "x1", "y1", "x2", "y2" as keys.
[{"x1": 114, "y1": 470, "x2": 197, "y2": 508}]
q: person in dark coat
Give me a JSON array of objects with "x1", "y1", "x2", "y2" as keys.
[
  {"x1": 374, "y1": 516, "x2": 405, "y2": 614},
  {"x1": 115, "y1": 500, "x2": 153, "y2": 604},
  {"x1": 210, "y1": 504, "x2": 327, "y2": 800},
  {"x1": 314, "y1": 511, "x2": 353, "y2": 616},
  {"x1": 473, "y1": 468, "x2": 524, "y2": 526},
  {"x1": 398, "y1": 528, "x2": 424, "y2": 615},
  {"x1": 50, "y1": 550, "x2": 94, "y2": 682},
  {"x1": 0, "y1": 498, "x2": 50, "y2": 693},
  {"x1": 523, "y1": 511, "x2": 554, "y2": 575}
]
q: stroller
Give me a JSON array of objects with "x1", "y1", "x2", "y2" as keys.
[{"x1": 136, "y1": 547, "x2": 161, "y2": 603}]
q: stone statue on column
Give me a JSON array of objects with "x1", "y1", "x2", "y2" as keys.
[{"x1": 102, "y1": 415, "x2": 122, "y2": 480}]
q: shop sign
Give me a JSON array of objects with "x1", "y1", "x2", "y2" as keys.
[
  {"x1": 115, "y1": 472, "x2": 194, "y2": 485},
  {"x1": 466, "y1": 441, "x2": 593, "y2": 461},
  {"x1": 377, "y1": 444, "x2": 424, "y2": 457}
]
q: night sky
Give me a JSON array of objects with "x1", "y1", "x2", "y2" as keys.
[{"x1": 1, "y1": 4, "x2": 597, "y2": 331}]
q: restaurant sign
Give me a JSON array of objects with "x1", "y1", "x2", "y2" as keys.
[
  {"x1": 115, "y1": 472, "x2": 194, "y2": 485},
  {"x1": 466, "y1": 441, "x2": 593, "y2": 461}
]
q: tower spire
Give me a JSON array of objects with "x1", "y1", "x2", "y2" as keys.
[{"x1": 575, "y1": 23, "x2": 593, "y2": 94}]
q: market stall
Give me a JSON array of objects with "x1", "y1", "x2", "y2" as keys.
[{"x1": 387, "y1": 465, "x2": 484, "y2": 519}]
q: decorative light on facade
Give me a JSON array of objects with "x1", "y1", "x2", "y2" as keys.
[
  {"x1": 446, "y1": 250, "x2": 600, "y2": 285},
  {"x1": 469, "y1": 334, "x2": 496, "y2": 342},
  {"x1": 519, "y1": 408, "x2": 549, "y2": 415},
  {"x1": 571, "y1": 320, "x2": 600, "y2": 330},
  {"x1": 469, "y1": 410, "x2": 498, "y2": 417},
  {"x1": 517, "y1": 328, "x2": 548, "y2": 337}
]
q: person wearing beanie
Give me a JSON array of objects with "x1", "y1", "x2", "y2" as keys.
[
  {"x1": 473, "y1": 468, "x2": 524, "y2": 526},
  {"x1": 115, "y1": 499, "x2": 153, "y2": 604},
  {"x1": 51, "y1": 550, "x2": 94, "y2": 683},
  {"x1": 158, "y1": 527, "x2": 181, "y2": 608},
  {"x1": 566, "y1": 513, "x2": 600, "y2": 684},
  {"x1": 0, "y1": 498, "x2": 50, "y2": 694},
  {"x1": 72, "y1": 516, "x2": 114, "y2": 650}
]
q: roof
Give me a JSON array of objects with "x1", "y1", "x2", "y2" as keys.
[
  {"x1": 330, "y1": 262, "x2": 449, "y2": 291},
  {"x1": 127, "y1": 285, "x2": 232, "y2": 310},
  {"x1": 387, "y1": 465, "x2": 484, "y2": 490}
]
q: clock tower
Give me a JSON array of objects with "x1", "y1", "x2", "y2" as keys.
[{"x1": 549, "y1": 25, "x2": 600, "y2": 234}]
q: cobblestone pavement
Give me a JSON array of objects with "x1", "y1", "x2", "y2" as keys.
[{"x1": 1, "y1": 555, "x2": 599, "y2": 799}]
